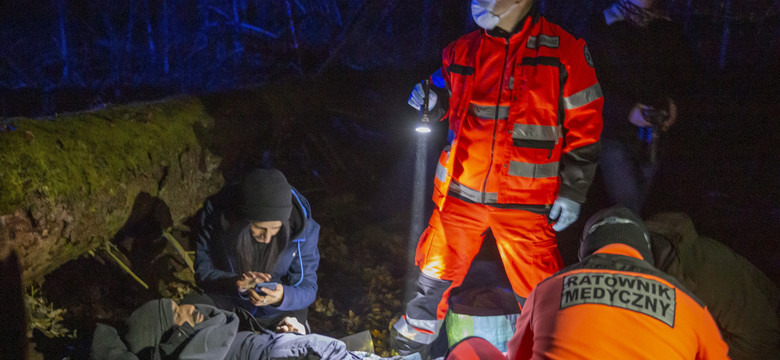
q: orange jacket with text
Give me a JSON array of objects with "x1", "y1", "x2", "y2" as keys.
[{"x1": 507, "y1": 244, "x2": 730, "y2": 360}]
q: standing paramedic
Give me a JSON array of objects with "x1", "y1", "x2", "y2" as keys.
[
  {"x1": 193, "y1": 168, "x2": 320, "y2": 331},
  {"x1": 392, "y1": 0, "x2": 603, "y2": 356}
]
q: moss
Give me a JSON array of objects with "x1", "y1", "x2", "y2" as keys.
[{"x1": 0, "y1": 97, "x2": 212, "y2": 215}]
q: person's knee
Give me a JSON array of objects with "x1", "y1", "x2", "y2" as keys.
[{"x1": 445, "y1": 337, "x2": 505, "y2": 360}]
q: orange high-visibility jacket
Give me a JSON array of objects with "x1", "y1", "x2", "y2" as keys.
[
  {"x1": 507, "y1": 244, "x2": 730, "y2": 360},
  {"x1": 432, "y1": 12, "x2": 603, "y2": 209}
]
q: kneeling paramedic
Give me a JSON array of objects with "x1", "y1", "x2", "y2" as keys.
[{"x1": 447, "y1": 206, "x2": 729, "y2": 359}]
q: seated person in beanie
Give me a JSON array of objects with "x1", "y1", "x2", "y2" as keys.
[
  {"x1": 193, "y1": 168, "x2": 320, "y2": 330},
  {"x1": 446, "y1": 206, "x2": 729, "y2": 360},
  {"x1": 89, "y1": 298, "x2": 421, "y2": 360}
]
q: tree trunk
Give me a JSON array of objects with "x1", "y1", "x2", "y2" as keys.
[
  {"x1": 719, "y1": 0, "x2": 732, "y2": 70},
  {"x1": 0, "y1": 252, "x2": 26, "y2": 360},
  {"x1": 327, "y1": 0, "x2": 342, "y2": 27},
  {"x1": 56, "y1": 0, "x2": 69, "y2": 83},
  {"x1": 684, "y1": 0, "x2": 694, "y2": 33},
  {"x1": 232, "y1": 0, "x2": 244, "y2": 55},
  {"x1": 127, "y1": 0, "x2": 135, "y2": 54},
  {"x1": 422, "y1": 0, "x2": 435, "y2": 59},
  {"x1": 0, "y1": 97, "x2": 224, "y2": 286},
  {"x1": 162, "y1": 0, "x2": 170, "y2": 74},
  {"x1": 143, "y1": 0, "x2": 156, "y2": 59},
  {"x1": 285, "y1": 0, "x2": 302, "y2": 73}
]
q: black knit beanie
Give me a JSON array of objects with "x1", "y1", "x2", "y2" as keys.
[
  {"x1": 579, "y1": 206, "x2": 654, "y2": 263},
  {"x1": 240, "y1": 168, "x2": 292, "y2": 222}
]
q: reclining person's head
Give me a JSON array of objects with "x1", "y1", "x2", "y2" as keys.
[{"x1": 124, "y1": 299, "x2": 209, "y2": 358}]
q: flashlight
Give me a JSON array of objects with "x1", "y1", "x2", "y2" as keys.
[{"x1": 415, "y1": 79, "x2": 432, "y2": 133}]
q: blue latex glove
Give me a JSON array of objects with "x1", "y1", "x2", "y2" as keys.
[
  {"x1": 407, "y1": 82, "x2": 438, "y2": 111},
  {"x1": 549, "y1": 196, "x2": 581, "y2": 232}
]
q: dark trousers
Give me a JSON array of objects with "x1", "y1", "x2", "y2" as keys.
[{"x1": 599, "y1": 137, "x2": 659, "y2": 215}]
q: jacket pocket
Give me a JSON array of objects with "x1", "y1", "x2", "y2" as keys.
[{"x1": 510, "y1": 123, "x2": 561, "y2": 159}]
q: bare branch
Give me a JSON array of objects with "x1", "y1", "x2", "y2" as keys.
[{"x1": 239, "y1": 22, "x2": 284, "y2": 39}]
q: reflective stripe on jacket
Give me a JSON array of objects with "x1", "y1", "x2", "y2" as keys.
[{"x1": 433, "y1": 10, "x2": 603, "y2": 208}]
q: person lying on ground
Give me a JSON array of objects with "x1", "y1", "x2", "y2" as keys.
[{"x1": 89, "y1": 298, "x2": 420, "y2": 360}]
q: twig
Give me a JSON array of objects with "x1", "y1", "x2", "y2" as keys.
[
  {"x1": 96, "y1": 243, "x2": 149, "y2": 290},
  {"x1": 162, "y1": 230, "x2": 194, "y2": 272},
  {"x1": 239, "y1": 22, "x2": 283, "y2": 39}
]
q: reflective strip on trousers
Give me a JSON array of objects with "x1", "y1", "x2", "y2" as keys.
[
  {"x1": 508, "y1": 161, "x2": 560, "y2": 178},
  {"x1": 393, "y1": 316, "x2": 442, "y2": 345},
  {"x1": 511, "y1": 123, "x2": 561, "y2": 141},
  {"x1": 526, "y1": 35, "x2": 560, "y2": 49},
  {"x1": 449, "y1": 180, "x2": 498, "y2": 204},
  {"x1": 563, "y1": 82, "x2": 603, "y2": 109},
  {"x1": 468, "y1": 103, "x2": 510, "y2": 120}
]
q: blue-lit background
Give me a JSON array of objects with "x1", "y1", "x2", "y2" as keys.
[
  {"x1": 1, "y1": 0, "x2": 778, "y2": 343},
  {"x1": 3, "y1": 1, "x2": 776, "y2": 117}
]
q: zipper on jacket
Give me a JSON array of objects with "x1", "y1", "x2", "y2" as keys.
[{"x1": 481, "y1": 38, "x2": 511, "y2": 201}]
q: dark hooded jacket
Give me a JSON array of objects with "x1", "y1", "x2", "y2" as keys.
[
  {"x1": 89, "y1": 300, "x2": 365, "y2": 360},
  {"x1": 582, "y1": 4, "x2": 693, "y2": 142},
  {"x1": 194, "y1": 183, "x2": 320, "y2": 327},
  {"x1": 646, "y1": 212, "x2": 780, "y2": 360}
]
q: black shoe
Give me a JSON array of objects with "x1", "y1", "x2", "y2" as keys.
[{"x1": 388, "y1": 328, "x2": 430, "y2": 360}]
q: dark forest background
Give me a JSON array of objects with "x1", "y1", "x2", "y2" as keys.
[
  {"x1": 2, "y1": 0, "x2": 780, "y2": 358},
  {"x1": 2, "y1": 0, "x2": 779, "y2": 289},
  {"x1": 2, "y1": 0, "x2": 779, "y2": 117},
  {"x1": 3, "y1": 0, "x2": 779, "y2": 287}
]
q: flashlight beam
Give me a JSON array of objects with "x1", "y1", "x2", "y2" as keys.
[{"x1": 405, "y1": 132, "x2": 429, "y2": 299}]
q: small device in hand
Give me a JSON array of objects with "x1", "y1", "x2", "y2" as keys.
[
  {"x1": 254, "y1": 282, "x2": 278, "y2": 294},
  {"x1": 641, "y1": 108, "x2": 670, "y2": 128}
]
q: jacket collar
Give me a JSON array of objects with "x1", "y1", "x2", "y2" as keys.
[{"x1": 486, "y1": 3, "x2": 540, "y2": 38}]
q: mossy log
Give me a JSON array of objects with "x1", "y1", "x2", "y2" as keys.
[{"x1": 0, "y1": 97, "x2": 224, "y2": 286}]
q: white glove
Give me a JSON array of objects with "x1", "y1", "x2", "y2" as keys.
[
  {"x1": 407, "y1": 82, "x2": 438, "y2": 111},
  {"x1": 549, "y1": 196, "x2": 580, "y2": 232}
]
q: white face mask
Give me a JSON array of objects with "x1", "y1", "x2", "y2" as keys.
[{"x1": 471, "y1": 0, "x2": 520, "y2": 30}]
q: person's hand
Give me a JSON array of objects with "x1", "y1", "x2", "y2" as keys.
[
  {"x1": 408, "y1": 82, "x2": 438, "y2": 111},
  {"x1": 661, "y1": 98, "x2": 678, "y2": 132},
  {"x1": 236, "y1": 271, "x2": 272, "y2": 292},
  {"x1": 628, "y1": 103, "x2": 653, "y2": 128},
  {"x1": 249, "y1": 283, "x2": 283, "y2": 307},
  {"x1": 549, "y1": 196, "x2": 581, "y2": 232},
  {"x1": 276, "y1": 316, "x2": 306, "y2": 334}
]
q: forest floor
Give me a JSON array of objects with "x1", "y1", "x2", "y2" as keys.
[{"x1": 24, "y1": 68, "x2": 780, "y2": 359}]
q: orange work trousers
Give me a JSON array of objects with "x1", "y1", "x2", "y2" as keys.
[{"x1": 415, "y1": 196, "x2": 563, "y2": 319}]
